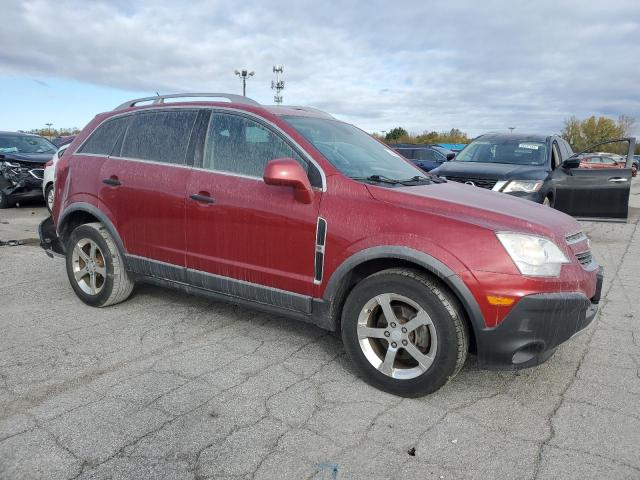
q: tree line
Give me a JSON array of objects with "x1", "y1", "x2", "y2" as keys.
[
  {"x1": 23, "y1": 127, "x2": 81, "y2": 138},
  {"x1": 378, "y1": 116, "x2": 639, "y2": 154},
  {"x1": 375, "y1": 127, "x2": 470, "y2": 145}
]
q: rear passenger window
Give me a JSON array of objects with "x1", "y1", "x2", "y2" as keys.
[
  {"x1": 77, "y1": 116, "x2": 130, "y2": 155},
  {"x1": 121, "y1": 110, "x2": 198, "y2": 164},
  {"x1": 203, "y1": 112, "x2": 310, "y2": 179}
]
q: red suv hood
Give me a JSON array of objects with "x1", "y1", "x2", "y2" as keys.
[{"x1": 367, "y1": 181, "x2": 582, "y2": 241}]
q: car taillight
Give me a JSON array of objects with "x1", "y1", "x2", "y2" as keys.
[{"x1": 45, "y1": 160, "x2": 53, "y2": 167}]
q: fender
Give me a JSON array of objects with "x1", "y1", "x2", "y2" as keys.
[
  {"x1": 322, "y1": 245, "x2": 486, "y2": 336},
  {"x1": 57, "y1": 202, "x2": 126, "y2": 256}
]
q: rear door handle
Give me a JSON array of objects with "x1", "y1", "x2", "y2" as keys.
[
  {"x1": 102, "y1": 177, "x2": 121, "y2": 186},
  {"x1": 190, "y1": 193, "x2": 215, "y2": 204},
  {"x1": 608, "y1": 177, "x2": 628, "y2": 183}
]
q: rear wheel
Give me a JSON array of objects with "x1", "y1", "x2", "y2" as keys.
[
  {"x1": 341, "y1": 269, "x2": 468, "y2": 397},
  {"x1": 65, "y1": 222, "x2": 134, "y2": 307}
]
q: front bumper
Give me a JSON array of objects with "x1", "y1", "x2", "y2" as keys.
[
  {"x1": 38, "y1": 216, "x2": 65, "y2": 258},
  {"x1": 476, "y1": 267, "x2": 603, "y2": 369}
]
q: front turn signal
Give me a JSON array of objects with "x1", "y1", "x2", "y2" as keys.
[{"x1": 486, "y1": 295, "x2": 515, "y2": 307}]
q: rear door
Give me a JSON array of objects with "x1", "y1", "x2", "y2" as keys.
[
  {"x1": 551, "y1": 138, "x2": 635, "y2": 220},
  {"x1": 106, "y1": 108, "x2": 199, "y2": 269}
]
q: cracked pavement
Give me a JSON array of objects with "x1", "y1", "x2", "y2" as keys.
[{"x1": 1, "y1": 184, "x2": 640, "y2": 479}]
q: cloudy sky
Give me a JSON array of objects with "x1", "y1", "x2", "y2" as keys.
[{"x1": 1, "y1": 0, "x2": 639, "y2": 136}]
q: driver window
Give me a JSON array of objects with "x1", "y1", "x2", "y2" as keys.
[{"x1": 204, "y1": 112, "x2": 306, "y2": 178}]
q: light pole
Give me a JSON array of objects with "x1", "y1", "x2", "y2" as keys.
[
  {"x1": 234, "y1": 69, "x2": 254, "y2": 96},
  {"x1": 45, "y1": 123, "x2": 53, "y2": 137},
  {"x1": 508, "y1": 127, "x2": 515, "y2": 133}
]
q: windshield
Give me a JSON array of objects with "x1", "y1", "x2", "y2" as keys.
[
  {"x1": 0, "y1": 134, "x2": 57, "y2": 155},
  {"x1": 455, "y1": 138, "x2": 548, "y2": 166},
  {"x1": 283, "y1": 116, "x2": 425, "y2": 180}
]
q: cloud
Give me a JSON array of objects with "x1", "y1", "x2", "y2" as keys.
[{"x1": 1, "y1": 0, "x2": 639, "y2": 135}]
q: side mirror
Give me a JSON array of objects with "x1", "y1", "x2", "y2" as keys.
[
  {"x1": 561, "y1": 156, "x2": 581, "y2": 169},
  {"x1": 446, "y1": 153, "x2": 455, "y2": 161},
  {"x1": 263, "y1": 158, "x2": 314, "y2": 204}
]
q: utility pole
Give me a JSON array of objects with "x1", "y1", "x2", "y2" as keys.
[
  {"x1": 45, "y1": 123, "x2": 53, "y2": 137},
  {"x1": 234, "y1": 69, "x2": 254, "y2": 96},
  {"x1": 508, "y1": 127, "x2": 515, "y2": 133},
  {"x1": 271, "y1": 65, "x2": 285, "y2": 104}
]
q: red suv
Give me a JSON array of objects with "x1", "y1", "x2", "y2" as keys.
[{"x1": 39, "y1": 93, "x2": 602, "y2": 397}]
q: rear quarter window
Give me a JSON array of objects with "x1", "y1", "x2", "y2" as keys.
[
  {"x1": 77, "y1": 116, "x2": 130, "y2": 156},
  {"x1": 121, "y1": 109, "x2": 198, "y2": 164}
]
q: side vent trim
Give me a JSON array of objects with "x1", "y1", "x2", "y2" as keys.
[{"x1": 314, "y1": 217, "x2": 327, "y2": 284}]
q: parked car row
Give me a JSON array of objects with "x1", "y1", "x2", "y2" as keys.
[
  {"x1": 395, "y1": 133, "x2": 636, "y2": 220},
  {"x1": 38, "y1": 93, "x2": 608, "y2": 397}
]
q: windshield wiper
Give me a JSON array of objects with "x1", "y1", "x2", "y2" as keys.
[
  {"x1": 350, "y1": 174, "x2": 445, "y2": 186},
  {"x1": 397, "y1": 175, "x2": 434, "y2": 185},
  {"x1": 349, "y1": 175, "x2": 403, "y2": 185}
]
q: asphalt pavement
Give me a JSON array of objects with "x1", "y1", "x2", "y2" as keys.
[{"x1": 0, "y1": 185, "x2": 639, "y2": 480}]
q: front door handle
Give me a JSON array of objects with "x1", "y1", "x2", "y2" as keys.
[
  {"x1": 190, "y1": 193, "x2": 215, "y2": 204},
  {"x1": 102, "y1": 176, "x2": 121, "y2": 187},
  {"x1": 608, "y1": 177, "x2": 628, "y2": 183}
]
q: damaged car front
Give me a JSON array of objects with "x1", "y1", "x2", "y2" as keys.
[{"x1": 0, "y1": 131, "x2": 57, "y2": 208}]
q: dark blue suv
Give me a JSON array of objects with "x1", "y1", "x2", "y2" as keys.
[{"x1": 390, "y1": 144, "x2": 455, "y2": 172}]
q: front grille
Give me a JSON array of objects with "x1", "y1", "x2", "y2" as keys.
[
  {"x1": 445, "y1": 176, "x2": 497, "y2": 190},
  {"x1": 575, "y1": 251, "x2": 594, "y2": 268}
]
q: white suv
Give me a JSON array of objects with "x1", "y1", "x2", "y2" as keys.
[{"x1": 42, "y1": 144, "x2": 68, "y2": 212}]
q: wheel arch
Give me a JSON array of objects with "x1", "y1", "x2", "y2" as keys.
[
  {"x1": 322, "y1": 246, "x2": 485, "y2": 351},
  {"x1": 57, "y1": 202, "x2": 126, "y2": 258}
]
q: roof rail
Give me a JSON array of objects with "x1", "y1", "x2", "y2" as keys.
[
  {"x1": 114, "y1": 93, "x2": 260, "y2": 110},
  {"x1": 266, "y1": 105, "x2": 335, "y2": 120}
]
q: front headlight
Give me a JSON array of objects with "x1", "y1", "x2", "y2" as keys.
[
  {"x1": 496, "y1": 232, "x2": 569, "y2": 277},
  {"x1": 497, "y1": 180, "x2": 543, "y2": 193}
]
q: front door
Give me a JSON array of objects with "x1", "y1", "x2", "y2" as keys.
[
  {"x1": 552, "y1": 138, "x2": 635, "y2": 220},
  {"x1": 185, "y1": 111, "x2": 323, "y2": 298}
]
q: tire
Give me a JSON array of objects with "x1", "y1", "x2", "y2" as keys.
[
  {"x1": 45, "y1": 184, "x2": 54, "y2": 213},
  {"x1": 341, "y1": 268, "x2": 468, "y2": 397},
  {"x1": 65, "y1": 222, "x2": 134, "y2": 307},
  {"x1": 0, "y1": 189, "x2": 13, "y2": 209},
  {"x1": 542, "y1": 195, "x2": 553, "y2": 207}
]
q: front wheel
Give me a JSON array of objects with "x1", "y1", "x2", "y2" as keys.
[
  {"x1": 65, "y1": 222, "x2": 134, "y2": 307},
  {"x1": 341, "y1": 269, "x2": 468, "y2": 397},
  {"x1": 45, "y1": 184, "x2": 54, "y2": 213}
]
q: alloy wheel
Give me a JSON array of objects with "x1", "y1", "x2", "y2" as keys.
[
  {"x1": 357, "y1": 293, "x2": 438, "y2": 380},
  {"x1": 71, "y1": 238, "x2": 106, "y2": 295}
]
